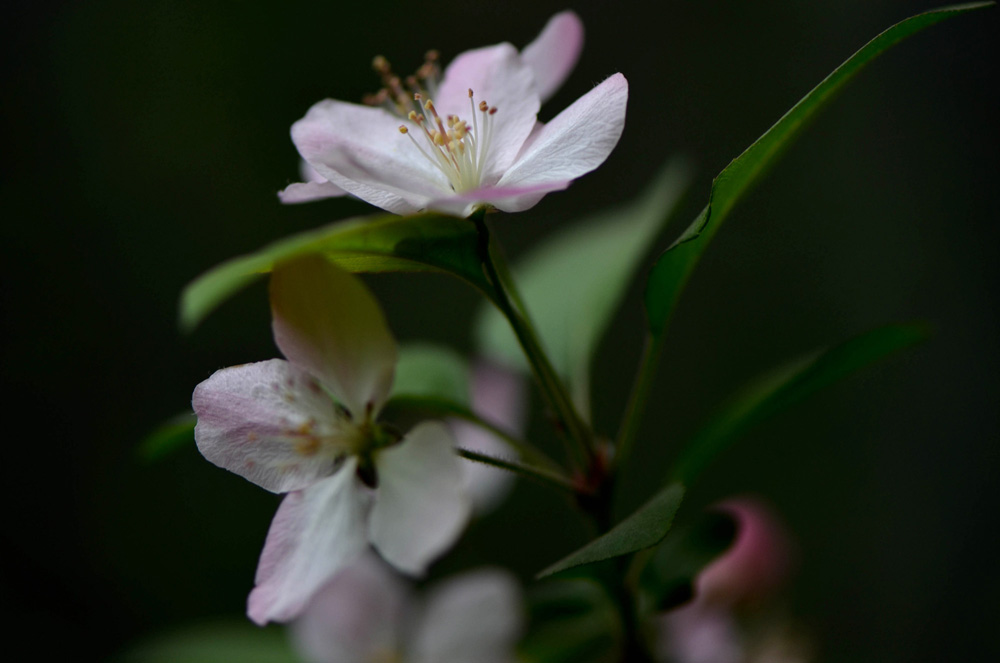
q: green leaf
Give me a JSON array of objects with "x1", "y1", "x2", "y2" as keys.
[
  {"x1": 639, "y1": 510, "x2": 738, "y2": 612},
  {"x1": 644, "y1": 2, "x2": 992, "y2": 337},
  {"x1": 138, "y1": 412, "x2": 196, "y2": 463},
  {"x1": 116, "y1": 620, "x2": 299, "y2": 663},
  {"x1": 476, "y1": 159, "x2": 691, "y2": 416},
  {"x1": 181, "y1": 212, "x2": 487, "y2": 332},
  {"x1": 519, "y1": 579, "x2": 622, "y2": 663},
  {"x1": 672, "y1": 323, "x2": 930, "y2": 485},
  {"x1": 388, "y1": 342, "x2": 470, "y2": 406},
  {"x1": 538, "y1": 483, "x2": 685, "y2": 578}
]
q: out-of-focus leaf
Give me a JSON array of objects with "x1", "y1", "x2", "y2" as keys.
[
  {"x1": 644, "y1": 3, "x2": 992, "y2": 337},
  {"x1": 181, "y1": 213, "x2": 486, "y2": 331},
  {"x1": 116, "y1": 621, "x2": 299, "y2": 663},
  {"x1": 476, "y1": 159, "x2": 691, "y2": 416},
  {"x1": 538, "y1": 483, "x2": 685, "y2": 578},
  {"x1": 672, "y1": 323, "x2": 929, "y2": 484},
  {"x1": 138, "y1": 412, "x2": 196, "y2": 462},
  {"x1": 388, "y1": 342, "x2": 470, "y2": 406},
  {"x1": 519, "y1": 579, "x2": 622, "y2": 663},
  {"x1": 639, "y1": 511, "x2": 738, "y2": 612}
]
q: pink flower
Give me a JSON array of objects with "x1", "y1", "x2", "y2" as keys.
[
  {"x1": 192, "y1": 257, "x2": 470, "y2": 625},
  {"x1": 280, "y1": 11, "x2": 628, "y2": 217},
  {"x1": 292, "y1": 555, "x2": 522, "y2": 663}
]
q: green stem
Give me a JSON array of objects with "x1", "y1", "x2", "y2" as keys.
[
  {"x1": 613, "y1": 331, "x2": 663, "y2": 471},
  {"x1": 472, "y1": 212, "x2": 594, "y2": 468},
  {"x1": 456, "y1": 447, "x2": 578, "y2": 493},
  {"x1": 386, "y1": 394, "x2": 563, "y2": 472}
]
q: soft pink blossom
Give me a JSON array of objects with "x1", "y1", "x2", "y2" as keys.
[
  {"x1": 192, "y1": 257, "x2": 470, "y2": 624},
  {"x1": 292, "y1": 555, "x2": 522, "y2": 663},
  {"x1": 280, "y1": 11, "x2": 627, "y2": 217}
]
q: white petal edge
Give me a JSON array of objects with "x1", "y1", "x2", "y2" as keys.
[
  {"x1": 193, "y1": 359, "x2": 348, "y2": 494},
  {"x1": 369, "y1": 422, "x2": 471, "y2": 575},
  {"x1": 278, "y1": 180, "x2": 347, "y2": 204},
  {"x1": 497, "y1": 73, "x2": 628, "y2": 189},
  {"x1": 409, "y1": 569, "x2": 523, "y2": 663},
  {"x1": 248, "y1": 460, "x2": 373, "y2": 625},
  {"x1": 521, "y1": 11, "x2": 585, "y2": 104}
]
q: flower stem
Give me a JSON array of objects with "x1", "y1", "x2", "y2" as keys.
[
  {"x1": 456, "y1": 447, "x2": 578, "y2": 493},
  {"x1": 386, "y1": 394, "x2": 563, "y2": 472},
  {"x1": 471, "y1": 211, "x2": 595, "y2": 468},
  {"x1": 613, "y1": 331, "x2": 663, "y2": 472}
]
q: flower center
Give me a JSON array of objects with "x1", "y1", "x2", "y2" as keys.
[
  {"x1": 363, "y1": 52, "x2": 497, "y2": 193},
  {"x1": 398, "y1": 91, "x2": 497, "y2": 193}
]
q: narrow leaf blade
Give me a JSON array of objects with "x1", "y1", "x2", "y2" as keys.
[
  {"x1": 672, "y1": 323, "x2": 930, "y2": 485},
  {"x1": 645, "y1": 3, "x2": 992, "y2": 336},
  {"x1": 181, "y1": 213, "x2": 486, "y2": 331},
  {"x1": 538, "y1": 483, "x2": 685, "y2": 578}
]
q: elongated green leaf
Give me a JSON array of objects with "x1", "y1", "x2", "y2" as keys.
[
  {"x1": 672, "y1": 323, "x2": 929, "y2": 484},
  {"x1": 138, "y1": 412, "x2": 196, "y2": 462},
  {"x1": 117, "y1": 621, "x2": 298, "y2": 663},
  {"x1": 645, "y1": 2, "x2": 992, "y2": 336},
  {"x1": 389, "y1": 342, "x2": 470, "y2": 406},
  {"x1": 181, "y1": 212, "x2": 486, "y2": 331},
  {"x1": 476, "y1": 159, "x2": 691, "y2": 416},
  {"x1": 519, "y1": 579, "x2": 622, "y2": 663},
  {"x1": 538, "y1": 483, "x2": 685, "y2": 578}
]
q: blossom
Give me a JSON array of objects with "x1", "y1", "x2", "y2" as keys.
[
  {"x1": 292, "y1": 555, "x2": 523, "y2": 663},
  {"x1": 279, "y1": 11, "x2": 628, "y2": 217},
  {"x1": 192, "y1": 256, "x2": 470, "y2": 625}
]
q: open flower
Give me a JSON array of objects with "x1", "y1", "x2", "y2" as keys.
[
  {"x1": 280, "y1": 11, "x2": 628, "y2": 217},
  {"x1": 192, "y1": 256, "x2": 470, "y2": 625},
  {"x1": 292, "y1": 555, "x2": 523, "y2": 663}
]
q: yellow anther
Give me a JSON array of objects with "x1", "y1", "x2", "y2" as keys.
[
  {"x1": 372, "y1": 55, "x2": 390, "y2": 73},
  {"x1": 478, "y1": 101, "x2": 488, "y2": 112},
  {"x1": 398, "y1": 125, "x2": 408, "y2": 134},
  {"x1": 468, "y1": 88, "x2": 474, "y2": 98}
]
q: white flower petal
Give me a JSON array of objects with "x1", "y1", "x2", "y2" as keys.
[
  {"x1": 409, "y1": 569, "x2": 523, "y2": 663},
  {"x1": 193, "y1": 359, "x2": 349, "y2": 493},
  {"x1": 292, "y1": 555, "x2": 411, "y2": 663},
  {"x1": 271, "y1": 257, "x2": 397, "y2": 419},
  {"x1": 521, "y1": 11, "x2": 585, "y2": 104},
  {"x1": 247, "y1": 461, "x2": 373, "y2": 625},
  {"x1": 278, "y1": 180, "x2": 347, "y2": 204},
  {"x1": 369, "y1": 422, "x2": 470, "y2": 575},
  {"x1": 292, "y1": 99, "x2": 449, "y2": 211},
  {"x1": 497, "y1": 73, "x2": 627, "y2": 190},
  {"x1": 435, "y1": 43, "x2": 540, "y2": 182}
]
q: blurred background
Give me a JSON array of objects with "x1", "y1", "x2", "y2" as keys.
[{"x1": 2, "y1": 0, "x2": 997, "y2": 660}]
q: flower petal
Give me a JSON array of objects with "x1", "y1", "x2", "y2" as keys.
[
  {"x1": 271, "y1": 256, "x2": 397, "y2": 419},
  {"x1": 435, "y1": 43, "x2": 540, "y2": 182},
  {"x1": 292, "y1": 554, "x2": 410, "y2": 663},
  {"x1": 409, "y1": 569, "x2": 523, "y2": 663},
  {"x1": 425, "y1": 180, "x2": 571, "y2": 217},
  {"x1": 291, "y1": 99, "x2": 450, "y2": 213},
  {"x1": 497, "y1": 73, "x2": 628, "y2": 190},
  {"x1": 278, "y1": 180, "x2": 347, "y2": 204},
  {"x1": 248, "y1": 461, "x2": 373, "y2": 625},
  {"x1": 193, "y1": 359, "x2": 349, "y2": 493},
  {"x1": 369, "y1": 422, "x2": 470, "y2": 575},
  {"x1": 521, "y1": 11, "x2": 585, "y2": 104}
]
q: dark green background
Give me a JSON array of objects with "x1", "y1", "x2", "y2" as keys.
[{"x1": 2, "y1": 1, "x2": 997, "y2": 660}]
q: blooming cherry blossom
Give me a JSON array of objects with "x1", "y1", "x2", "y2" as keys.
[
  {"x1": 292, "y1": 555, "x2": 523, "y2": 663},
  {"x1": 280, "y1": 11, "x2": 628, "y2": 217},
  {"x1": 192, "y1": 256, "x2": 470, "y2": 625}
]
